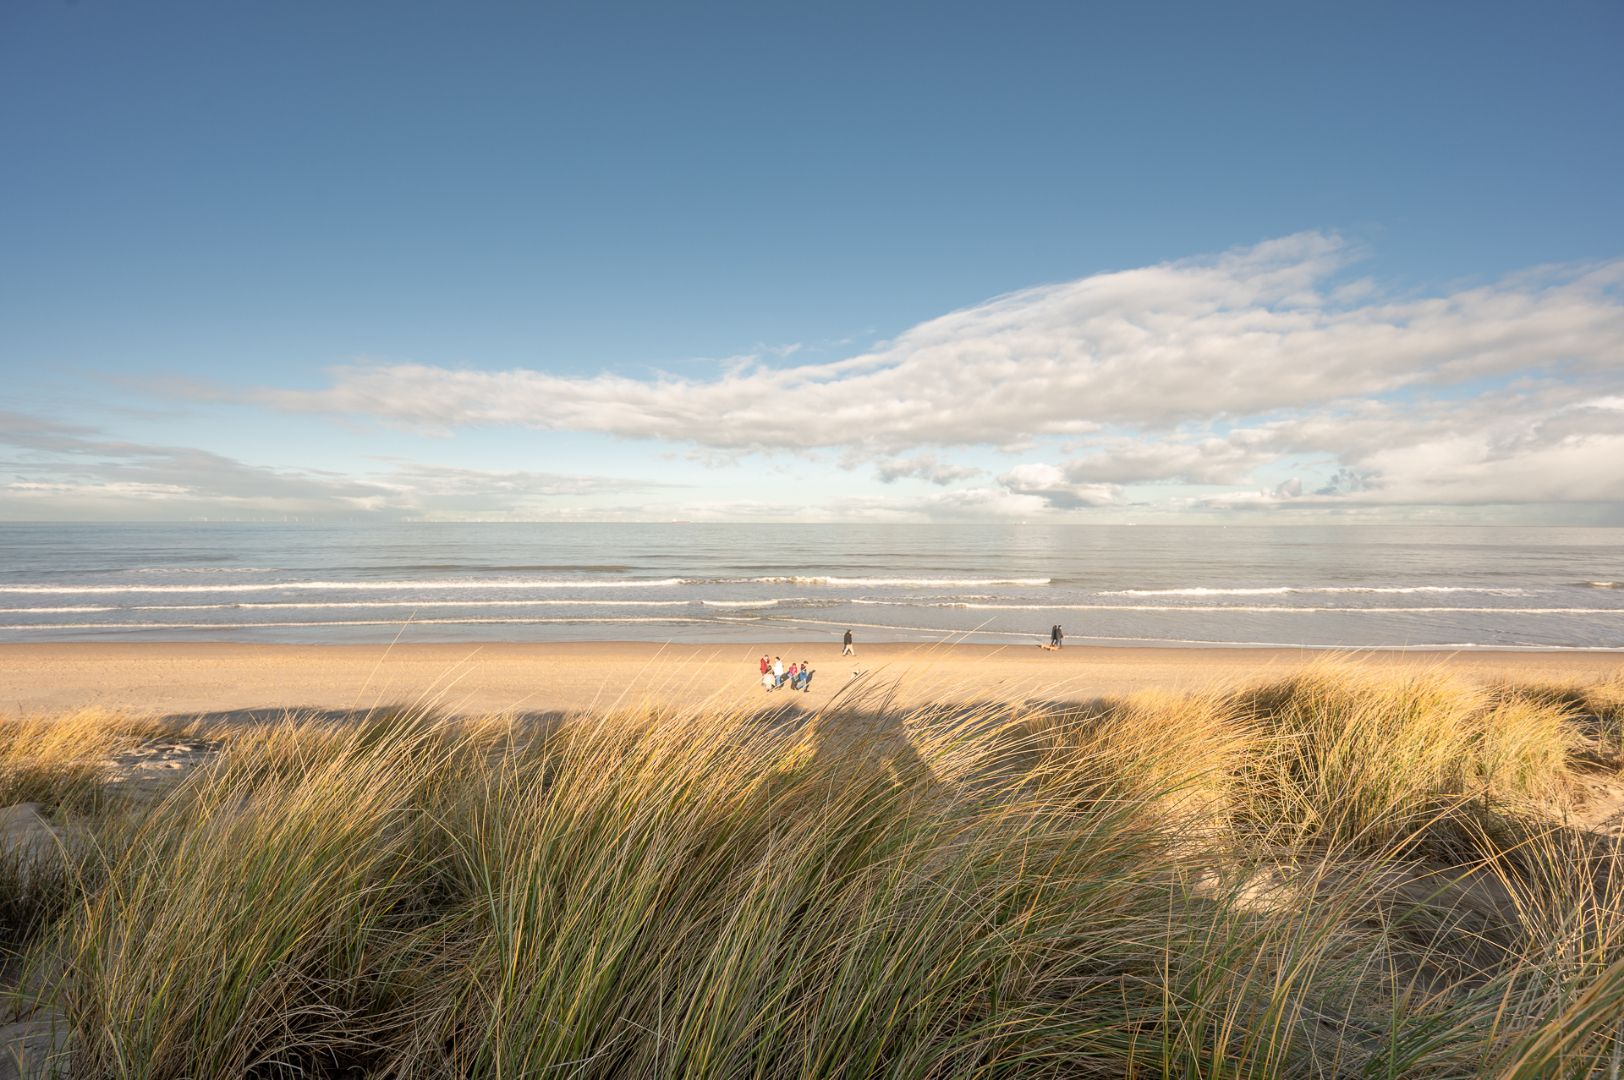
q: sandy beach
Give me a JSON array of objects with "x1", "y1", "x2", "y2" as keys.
[{"x1": 2, "y1": 641, "x2": 1618, "y2": 722}]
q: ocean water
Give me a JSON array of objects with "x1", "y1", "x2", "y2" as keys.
[{"x1": 0, "y1": 523, "x2": 1620, "y2": 650}]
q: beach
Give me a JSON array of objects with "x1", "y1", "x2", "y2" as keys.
[{"x1": 3, "y1": 641, "x2": 1619, "y2": 721}]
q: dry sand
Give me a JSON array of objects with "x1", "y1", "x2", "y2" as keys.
[{"x1": 1, "y1": 642, "x2": 1619, "y2": 723}]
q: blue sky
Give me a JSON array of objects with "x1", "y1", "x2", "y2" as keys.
[{"x1": 2, "y1": 0, "x2": 1621, "y2": 522}]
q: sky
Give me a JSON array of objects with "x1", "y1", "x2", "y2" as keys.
[{"x1": 2, "y1": 0, "x2": 1622, "y2": 524}]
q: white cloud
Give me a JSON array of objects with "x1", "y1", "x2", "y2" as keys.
[
  {"x1": 998, "y1": 463, "x2": 1123, "y2": 510},
  {"x1": 871, "y1": 454, "x2": 982, "y2": 485},
  {"x1": 1057, "y1": 433, "x2": 1278, "y2": 485},
  {"x1": 236, "y1": 234, "x2": 1624, "y2": 470},
  {"x1": 1165, "y1": 386, "x2": 1624, "y2": 511}
]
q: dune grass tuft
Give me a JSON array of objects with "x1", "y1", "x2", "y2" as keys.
[
  {"x1": 1494, "y1": 673, "x2": 1624, "y2": 764},
  {"x1": 0, "y1": 711, "x2": 186, "y2": 816}
]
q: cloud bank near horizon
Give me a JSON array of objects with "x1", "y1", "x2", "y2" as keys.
[
  {"x1": 8, "y1": 233, "x2": 1624, "y2": 521},
  {"x1": 0, "y1": 412, "x2": 666, "y2": 521}
]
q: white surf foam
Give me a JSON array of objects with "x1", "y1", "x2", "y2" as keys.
[
  {"x1": 0, "y1": 578, "x2": 688, "y2": 595},
  {"x1": 132, "y1": 567, "x2": 279, "y2": 574},
  {"x1": 1098, "y1": 586, "x2": 1532, "y2": 597},
  {"x1": 855, "y1": 601, "x2": 1624, "y2": 614},
  {"x1": 0, "y1": 575, "x2": 1058, "y2": 595},
  {"x1": 0, "y1": 616, "x2": 710, "y2": 631},
  {"x1": 141, "y1": 599, "x2": 693, "y2": 611},
  {"x1": 969, "y1": 603, "x2": 1620, "y2": 615},
  {"x1": 729, "y1": 576, "x2": 1051, "y2": 587},
  {"x1": 0, "y1": 606, "x2": 120, "y2": 614}
]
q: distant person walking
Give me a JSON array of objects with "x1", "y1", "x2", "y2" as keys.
[
  {"x1": 842, "y1": 629, "x2": 855, "y2": 656},
  {"x1": 759, "y1": 654, "x2": 770, "y2": 677},
  {"x1": 1050, "y1": 624, "x2": 1064, "y2": 649},
  {"x1": 772, "y1": 656, "x2": 785, "y2": 686}
]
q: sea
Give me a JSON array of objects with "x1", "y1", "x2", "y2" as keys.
[{"x1": 0, "y1": 523, "x2": 1621, "y2": 650}]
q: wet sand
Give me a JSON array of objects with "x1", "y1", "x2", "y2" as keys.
[{"x1": 0, "y1": 642, "x2": 1618, "y2": 722}]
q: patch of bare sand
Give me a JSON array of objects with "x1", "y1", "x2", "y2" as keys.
[{"x1": 98, "y1": 738, "x2": 220, "y2": 807}]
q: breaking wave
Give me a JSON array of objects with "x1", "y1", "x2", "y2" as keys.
[
  {"x1": 727, "y1": 576, "x2": 1051, "y2": 587},
  {"x1": 0, "y1": 575, "x2": 1057, "y2": 596},
  {"x1": 0, "y1": 616, "x2": 711, "y2": 631},
  {"x1": 0, "y1": 579, "x2": 688, "y2": 595},
  {"x1": 1098, "y1": 586, "x2": 1532, "y2": 597},
  {"x1": 852, "y1": 601, "x2": 1624, "y2": 615},
  {"x1": 131, "y1": 566, "x2": 280, "y2": 574}
]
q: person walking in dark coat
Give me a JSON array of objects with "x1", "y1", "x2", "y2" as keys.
[
  {"x1": 842, "y1": 629, "x2": 855, "y2": 656},
  {"x1": 1050, "y1": 624, "x2": 1063, "y2": 649}
]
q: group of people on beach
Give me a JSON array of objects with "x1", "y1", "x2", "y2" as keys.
[
  {"x1": 760, "y1": 654, "x2": 815, "y2": 692},
  {"x1": 756, "y1": 622, "x2": 1063, "y2": 692},
  {"x1": 752, "y1": 629, "x2": 856, "y2": 694}
]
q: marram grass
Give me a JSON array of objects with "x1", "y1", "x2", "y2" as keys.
[{"x1": 2, "y1": 664, "x2": 1621, "y2": 1077}]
